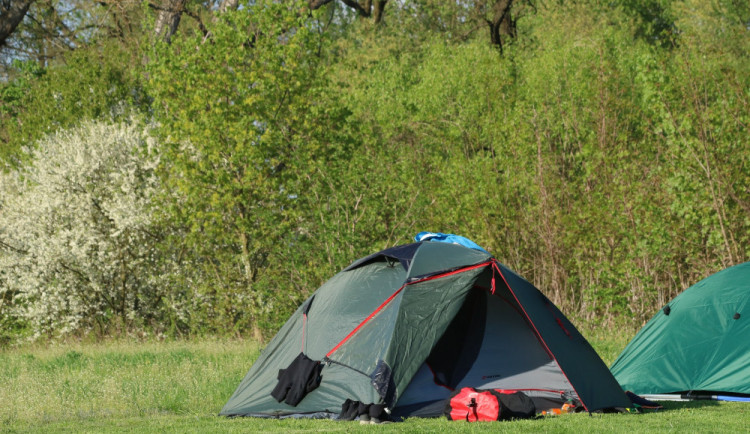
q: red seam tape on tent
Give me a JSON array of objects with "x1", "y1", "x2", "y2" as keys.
[
  {"x1": 492, "y1": 260, "x2": 590, "y2": 413},
  {"x1": 427, "y1": 362, "x2": 455, "y2": 391},
  {"x1": 325, "y1": 284, "x2": 406, "y2": 358},
  {"x1": 326, "y1": 261, "x2": 492, "y2": 359},
  {"x1": 555, "y1": 318, "x2": 571, "y2": 337}
]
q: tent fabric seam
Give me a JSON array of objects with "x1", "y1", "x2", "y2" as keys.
[
  {"x1": 325, "y1": 261, "x2": 493, "y2": 359},
  {"x1": 324, "y1": 283, "x2": 407, "y2": 358},
  {"x1": 492, "y1": 260, "x2": 590, "y2": 413}
]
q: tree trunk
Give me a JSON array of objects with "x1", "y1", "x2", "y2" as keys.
[
  {"x1": 238, "y1": 230, "x2": 255, "y2": 285},
  {"x1": 486, "y1": 0, "x2": 514, "y2": 52},
  {"x1": 0, "y1": 0, "x2": 34, "y2": 47},
  {"x1": 153, "y1": 0, "x2": 186, "y2": 43},
  {"x1": 372, "y1": 0, "x2": 387, "y2": 24}
]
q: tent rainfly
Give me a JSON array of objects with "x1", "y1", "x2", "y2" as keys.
[
  {"x1": 611, "y1": 262, "x2": 750, "y2": 400},
  {"x1": 221, "y1": 238, "x2": 632, "y2": 420}
]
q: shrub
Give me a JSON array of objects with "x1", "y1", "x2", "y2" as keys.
[{"x1": 0, "y1": 119, "x2": 162, "y2": 339}]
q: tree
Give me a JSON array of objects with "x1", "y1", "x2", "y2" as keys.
[
  {"x1": 308, "y1": 0, "x2": 534, "y2": 50},
  {"x1": 1, "y1": 42, "x2": 146, "y2": 168},
  {"x1": 477, "y1": 0, "x2": 517, "y2": 51},
  {"x1": 2, "y1": 0, "x2": 104, "y2": 69},
  {"x1": 150, "y1": 0, "x2": 244, "y2": 43},
  {"x1": 147, "y1": 0, "x2": 333, "y2": 337},
  {"x1": 0, "y1": 0, "x2": 235, "y2": 73}
]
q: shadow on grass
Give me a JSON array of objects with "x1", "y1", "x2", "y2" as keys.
[{"x1": 646, "y1": 400, "x2": 721, "y2": 412}]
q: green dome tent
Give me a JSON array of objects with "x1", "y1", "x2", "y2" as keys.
[
  {"x1": 611, "y1": 262, "x2": 750, "y2": 398},
  {"x1": 221, "y1": 240, "x2": 631, "y2": 420}
]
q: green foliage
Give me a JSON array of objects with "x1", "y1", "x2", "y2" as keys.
[
  {"x1": 618, "y1": 0, "x2": 677, "y2": 46},
  {"x1": 0, "y1": 60, "x2": 45, "y2": 116},
  {"x1": 658, "y1": 0, "x2": 750, "y2": 277},
  {"x1": 146, "y1": 0, "x2": 338, "y2": 337},
  {"x1": 0, "y1": 42, "x2": 146, "y2": 169},
  {"x1": 0, "y1": 60, "x2": 45, "y2": 167},
  {"x1": 1, "y1": 0, "x2": 749, "y2": 342}
]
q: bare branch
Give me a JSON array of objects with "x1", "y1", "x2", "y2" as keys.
[
  {"x1": 0, "y1": 238, "x2": 28, "y2": 255},
  {"x1": 183, "y1": 6, "x2": 209, "y2": 39}
]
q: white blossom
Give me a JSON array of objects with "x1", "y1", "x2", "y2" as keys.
[{"x1": 0, "y1": 119, "x2": 163, "y2": 338}]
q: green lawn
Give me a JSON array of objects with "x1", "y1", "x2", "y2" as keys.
[{"x1": 1, "y1": 334, "x2": 748, "y2": 433}]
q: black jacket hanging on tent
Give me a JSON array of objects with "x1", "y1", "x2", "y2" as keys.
[{"x1": 270, "y1": 352, "x2": 323, "y2": 406}]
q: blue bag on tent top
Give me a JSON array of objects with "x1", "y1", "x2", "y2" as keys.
[{"x1": 414, "y1": 232, "x2": 489, "y2": 254}]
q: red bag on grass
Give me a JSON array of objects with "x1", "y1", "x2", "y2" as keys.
[{"x1": 444, "y1": 387, "x2": 536, "y2": 422}]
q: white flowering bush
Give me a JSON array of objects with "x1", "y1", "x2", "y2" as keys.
[{"x1": 0, "y1": 119, "x2": 163, "y2": 339}]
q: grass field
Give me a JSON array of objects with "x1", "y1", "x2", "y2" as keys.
[{"x1": 1, "y1": 330, "x2": 748, "y2": 433}]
